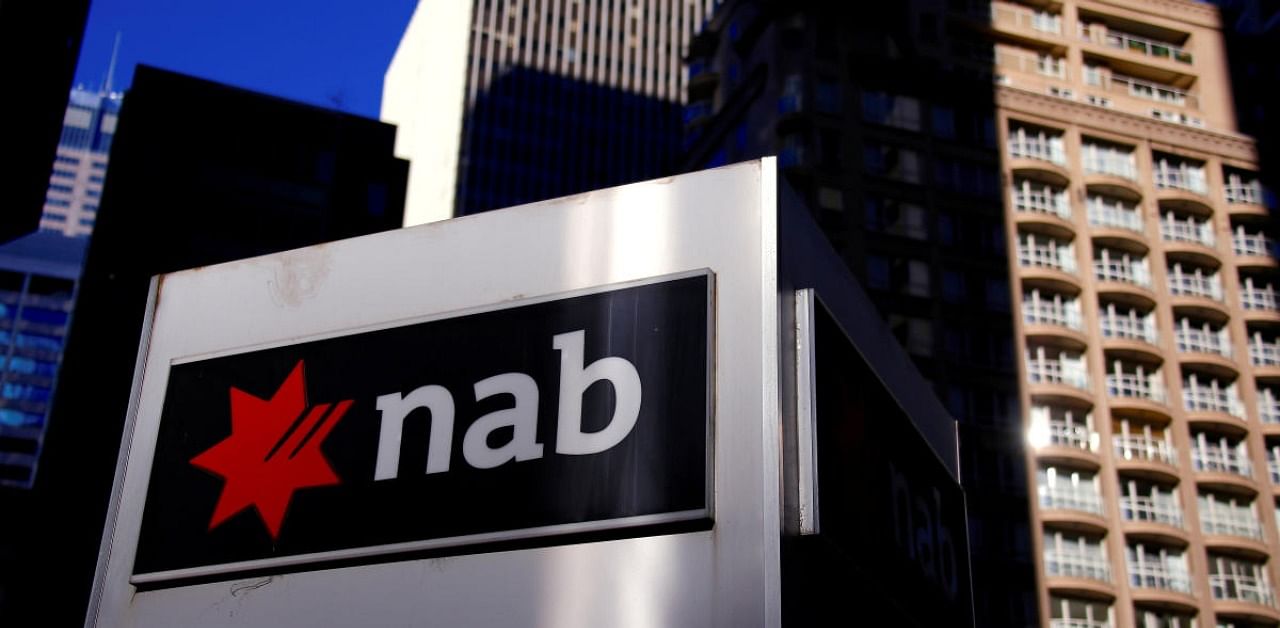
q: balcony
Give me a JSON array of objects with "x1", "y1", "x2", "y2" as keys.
[
  {"x1": 1048, "y1": 421, "x2": 1095, "y2": 451},
  {"x1": 1086, "y1": 69, "x2": 1198, "y2": 110},
  {"x1": 1251, "y1": 336, "x2": 1280, "y2": 368},
  {"x1": 1045, "y1": 548, "x2": 1112, "y2": 583},
  {"x1": 1099, "y1": 307, "x2": 1157, "y2": 343},
  {"x1": 1049, "y1": 620, "x2": 1111, "y2": 628},
  {"x1": 1088, "y1": 197, "x2": 1143, "y2": 232},
  {"x1": 1201, "y1": 506, "x2": 1264, "y2": 540},
  {"x1": 1183, "y1": 376, "x2": 1245, "y2": 418},
  {"x1": 1121, "y1": 495, "x2": 1183, "y2": 528},
  {"x1": 1094, "y1": 251, "x2": 1149, "y2": 287},
  {"x1": 1114, "y1": 434, "x2": 1176, "y2": 466},
  {"x1": 1108, "y1": 371, "x2": 1165, "y2": 403},
  {"x1": 998, "y1": 47, "x2": 1068, "y2": 81},
  {"x1": 1079, "y1": 23, "x2": 1193, "y2": 65},
  {"x1": 1226, "y1": 173, "x2": 1267, "y2": 206},
  {"x1": 1082, "y1": 144, "x2": 1138, "y2": 181},
  {"x1": 1167, "y1": 266, "x2": 1222, "y2": 301},
  {"x1": 1013, "y1": 180, "x2": 1071, "y2": 220},
  {"x1": 1175, "y1": 322, "x2": 1231, "y2": 358},
  {"x1": 1259, "y1": 388, "x2": 1280, "y2": 425},
  {"x1": 1008, "y1": 128, "x2": 1067, "y2": 165},
  {"x1": 1161, "y1": 214, "x2": 1216, "y2": 247},
  {"x1": 1020, "y1": 235, "x2": 1077, "y2": 274},
  {"x1": 1234, "y1": 230, "x2": 1276, "y2": 259},
  {"x1": 991, "y1": 2, "x2": 1062, "y2": 35},
  {"x1": 1155, "y1": 159, "x2": 1208, "y2": 195},
  {"x1": 1129, "y1": 559, "x2": 1191, "y2": 594},
  {"x1": 1024, "y1": 293, "x2": 1083, "y2": 331},
  {"x1": 1192, "y1": 442, "x2": 1252, "y2": 478},
  {"x1": 1041, "y1": 484, "x2": 1104, "y2": 515},
  {"x1": 1241, "y1": 281, "x2": 1280, "y2": 313},
  {"x1": 1210, "y1": 571, "x2": 1277, "y2": 608},
  {"x1": 1028, "y1": 350, "x2": 1089, "y2": 390}
]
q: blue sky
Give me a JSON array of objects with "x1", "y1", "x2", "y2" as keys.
[{"x1": 73, "y1": 0, "x2": 419, "y2": 119}]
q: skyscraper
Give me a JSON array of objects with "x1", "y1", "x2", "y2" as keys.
[
  {"x1": 0, "y1": 66, "x2": 409, "y2": 626},
  {"x1": 40, "y1": 86, "x2": 123, "y2": 237},
  {"x1": 382, "y1": 0, "x2": 718, "y2": 224},
  {"x1": 688, "y1": 1, "x2": 1279, "y2": 626}
]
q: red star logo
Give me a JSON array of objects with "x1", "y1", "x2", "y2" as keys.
[{"x1": 190, "y1": 360, "x2": 352, "y2": 540}]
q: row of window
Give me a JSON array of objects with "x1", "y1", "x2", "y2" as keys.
[{"x1": 1009, "y1": 121, "x2": 1269, "y2": 206}]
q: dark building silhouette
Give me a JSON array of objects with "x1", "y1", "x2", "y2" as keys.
[
  {"x1": 683, "y1": 2, "x2": 1033, "y2": 626},
  {"x1": 0, "y1": 65, "x2": 407, "y2": 625},
  {"x1": 0, "y1": 0, "x2": 92, "y2": 243},
  {"x1": 1211, "y1": 0, "x2": 1280, "y2": 203}
]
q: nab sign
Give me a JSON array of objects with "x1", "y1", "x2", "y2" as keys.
[{"x1": 133, "y1": 273, "x2": 713, "y2": 584}]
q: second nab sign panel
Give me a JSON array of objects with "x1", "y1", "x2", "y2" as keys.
[{"x1": 133, "y1": 272, "x2": 712, "y2": 584}]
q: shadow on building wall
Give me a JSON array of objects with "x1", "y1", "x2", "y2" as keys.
[
  {"x1": 455, "y1": 66, "x2": 682, "y2": 216},
  {"x1": 683, "y1": 2, "x2": 1037, "y2": 626}
]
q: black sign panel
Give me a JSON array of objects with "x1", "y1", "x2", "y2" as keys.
[
  {"x1": 134, "y1": 273, "x2": 711, "y2": 582},
  {"x1": 783, "y1": 301, "x2": 974, "y2": 627}
]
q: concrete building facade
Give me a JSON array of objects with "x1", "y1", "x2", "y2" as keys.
[
  {"x1": 986, "y1": 1, "x2": 1279, "y2": 626},
  {"x1": 382, "y1": 0, "x2": 717, "y2": 223}
]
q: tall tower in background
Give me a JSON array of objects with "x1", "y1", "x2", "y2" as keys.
[
  {"x1": 382, "y1": 0, "x2": 718, "y2": 224},
  {"x1": 40, "y1": 86, "x2": 123, "y2": 237},
  {"x1": 686, "y1": 0, "x2": 1279, "y2": 626}
]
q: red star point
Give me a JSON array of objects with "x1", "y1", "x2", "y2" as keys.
[{"x1": 190, "y1": 360, "x2": 352, "y2": 540}]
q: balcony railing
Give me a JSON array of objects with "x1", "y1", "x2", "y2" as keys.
[
  {"x1": 991, "y1": 2, "x2": 1062, "y2": 35},
  {"x1": 997, "y1": 48, "x2": 1068, "y2": 80},
  {"x1": 1100, "y1": 310, "x2": 1156, "y2": 343},
  {"x1": 1121, "y1": 495, "x2": 1183, "y2": 528},
  {"x1": 1226, "y1": 181, "x2": 1266, "y2": 205},
  {"x1": 1049, "y1": 620, "x2": 1111, "y2": 628},
  {"x1": 1114, "y1": 434, "x2": 1176, "y2": 465},
  {"x1": 1192, "y1": 445, "x2": 1252, "y2": 477},
  {"x1": 1167, "y1": 268, "x2": 1222, "y2": 301},
  {"x1": 1183, "y1": 383, "x2": 1244, "y2": 417},
  {"x1": 1088, "y1": 198, "x2": 1143, "y2": 232},
  {"x1": 1270, "y1": 458, "x2": 1280, "y2": 484},
  {"x1": 1020, "y1": 239, "x2": 1077, "y2": 273},
  {"x1": 1094, "y1": 258, "x2": 1149, "y2": 286},
  {"x1": 1082, "y1": 148, "x2": 1137, "y2": 180},
  {"x1": 1130, "y1": 561, "x2": 1191, "y2": 593},
  {"x1": 1013, "y1": 185, "x2": 1071, "y2": 219},
  {"x1": 1160, "y1": 215, "x2": 1215, "y2": 247},
  {"x1": 1210, "y1": 573, "x2": 1277, "y2": 607},
  {"x1": 1241, "y1": 284, "x2": 1280, "y2": 312},
  {"x1": 1107, "y1": 373, "x2": 1165, "y2": 403},
  {"x1": 1041, "y1": 484, "x2": 1104, "y2": 515},
  {"x1": 1260, "y1": 391, "x2": 1280, "y2": 425},
  {"x1": 1080, "y1": 24, "x2": 1193, "y2": 64},
  {"x1": 1155, "y1": 164, "x2": 1208, "y2": 194},
  {"x1": 1201, "y1": 509, "x2": 1264, "y2": 540},
  {"x1": 1095, "y1": 73, "x2": 1198, "y2": 109},
  {"x1": 1045, "y1": 549, "x2": 1112, "y2": 582},
  {"x1": 1049, "y1": 421, "x2": 1095, "y2": 450},
  {"x1": 1008, "y1": 134, "x2": 1067, "y2": 165},
  {"x1": 1234, "y1": 231, "x2": 1276, "y2": 258},
  {"x1": 1175, "y1": 325, "x2": 1231, "y2": 358},
  {"x1": 1028, "y1": 357, "x2": 1089, "y2": 389},
  {"x1": 1024, "y1": 298, "x2": 1083, "y2": 330},
  {"x1": 1250, "y1": 337, "x2": 1280, "y2": 367}
]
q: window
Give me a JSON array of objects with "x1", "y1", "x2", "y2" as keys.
[
  {"x1": 815, "y1": 78, "x2": 841, "y2": 114},
  {"x1": 931, "y1": 106, "x2": 956, "y2": 139},
  {"x1": 863, "y1": 143, "x2": 922, "y2": 183},
  {"x1": 942, "y1": 270, "x2": 966, "y2": 302},
  {"x1": 867, "y1": 255, "x2": 890, "y2": 290},
  {"x1": 861, "y1": 92, "x2": 922, "y2": 131},
  {"x1": 48, "y1": 184, "x2": 73, "y2": 194}
]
